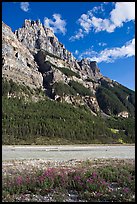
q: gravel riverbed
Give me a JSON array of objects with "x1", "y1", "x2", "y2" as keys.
[
  {"x1": 2, "y1": 145, "x2": 135, "y2": 202},
  {"x1": 2, "y1": 158, "x2": 135, "y2": 202},
  {"x1": 2, "y1": 145, "x2": 135, "y2": 161}
]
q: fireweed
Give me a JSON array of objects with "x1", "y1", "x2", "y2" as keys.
[{"x1": 2, "y1": 160, "x2": 135, "y2": 202}]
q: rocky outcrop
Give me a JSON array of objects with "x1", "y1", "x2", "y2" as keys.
[
  {"x1": 78, "y1": 59, "x2": 103, "y2": 80},
  {"x1": 15, "y1": 19, "x2": 103, "y2": 81},
  {"x1": 117, "y1": 111, "x2": 129, "y2": 118},
  {"x1": 3, "y1": 19, "x2": 133, "y2": 117},
  {"x1": 15, "y1": 19, "x2": 77, "y2": 68},
  {"x1": 54, "y1": 95, "x2": 99, "y2": 115},
  {"x1": 2, "y1": 22, "x2": 43, "y2": 89},
  {"x1": 83, "y1": 96, "x2": 100, "y2": 113},
  {"x1": 1, "y1": 20, "x2": 116, "y2": 115}
]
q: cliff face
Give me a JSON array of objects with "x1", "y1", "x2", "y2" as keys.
[
  {"x1": 2, "y1": 22, "x2": 43, "y2": 89},
  {"x1": 2, "y1": 20, "x2": 135, "y2": 117},
  {"x1": 15, "y1": 19, "x2": 102, "y2": 80},
  {"x1": 15, "y1": 20, "x2": 76, "y2": 67}
]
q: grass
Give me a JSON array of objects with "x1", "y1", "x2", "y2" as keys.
[
  {"x1": 110, "y1": 128, "x2": 119, "y2": 134},
  {"x1": 2, "y1": 159, "x2": 135, "y2": 202}
]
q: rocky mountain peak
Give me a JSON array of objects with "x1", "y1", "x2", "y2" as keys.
[
  {"x1": 14, "y1": 19, "x2": 102, "y2": 79},
  {"x1": 2, "y1": 21, "x2": 43, "y2": 89},
  {"x1": 2, "y1": 19, "x2": 135, "y2": 147},
  {"x1": 78, "y1": 59, "x2": 102, "y2": 80},
  {"x1": 23, "y1": 19, "x2": 42, "y2": 27},
  {"x1": 3, "y1": 20, "x2": 134, "y2": 118},
  {"x1": 15, "y1": 19, "x2": 72, "y2": 59},
  {"x1": 79, "y1": 58, "x2": 90, "y2": 65}
]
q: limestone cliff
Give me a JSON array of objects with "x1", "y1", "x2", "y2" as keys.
[
  {"x1": 2, "y1": 22, "x2": 43, "y2": 89},
  {"x1": 2, "y1": 20, "x2": 134, "y2": 117}
]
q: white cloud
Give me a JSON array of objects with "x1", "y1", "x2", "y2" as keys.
[
  {"x1": 91, "y1": 17, "x2": 116, "y2": 33},
  {"x1": 74, "y1": 50, "x2": 79, "y2": 55},
  {"x1": 78, "y1": 14, "x2": 92, "y2": 33},
  {"x1": 20, "y1": 2, "x2": 30, "y2": 12},
  {"x1": 110, "y1": 2, "x2": 135, "y2": 27},
  {"x1": 69, "y1": 3, "x2": 107, "y2": 41},
  {"x1": 98, "y1": 42, "x2": 107, "y2": 47},
  {"x1": 70, "y1": 2, "x2": 135, "y2": 41},
  {"x1": 78, "y1": 48, "x2": 97, "y2": 60},
  {"x1": 44, "y1": 14, "x2": 67, "y2": 35},
  {"x1": 69, "y1": 29, "x2": 84, "y2": 41},
  {"x1": 92, "y1": 3, "x2": 105, "y2": 13},
  {"x1": 91, "y1": 2, "x2": 135, "y2": 33},
  {"x1": 79, "y1": 38, "x2": 135, "y2": 63}
]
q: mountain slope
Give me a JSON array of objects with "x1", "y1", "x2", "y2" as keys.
[
  {"x1": 2, "y1": 20, "x2": 135, "y2": 117},
  {"x1": 2, "y1": 20, "x2": 135, "y2": 144},
  {"x1": 2, "y1": 78, "x2": 135, "y2": 145}
]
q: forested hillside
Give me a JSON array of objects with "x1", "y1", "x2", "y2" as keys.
[
  {"x1": 2, "y1": 78, "x2": 135, "y2": 145},
  {"x1": 96, "y1": 80, "x2": 135, "y2": 117},
  {"x1": 2, "y1": 20, "x2": 135, "y2": 145}
]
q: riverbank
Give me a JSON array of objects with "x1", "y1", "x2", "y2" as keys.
[{"x1": 2, "y1": 158, "x2": 135, "y2": 202}]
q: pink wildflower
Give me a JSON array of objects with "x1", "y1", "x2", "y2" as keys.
[
  {"x1": 96, "y1": 192, "x2": 102, "y2": 197},
  {"x1": 123, "y1": 187, "x2": 129, "y2": 193},
  {"x1": 87, "y1": 178, "x2": 93, "y2": 183},
  {"x1": 43, "y1": 168, "x2": 54, "y2": 177},
  {"x1": 26, "y1": 176, "x2": 30, "y2": 184},
  {"x1": 38, "y1": 175, "x2": 45, "y2": 183},
  {"x1": 92, "y1": 172, "x2": 97, "y2": 179},
  {"x1": 101, "y1": 180, "x2": 107, "y2": 185},
  {"x1": 16, "y1": 176, "x2": 23, "y2": 185},
  {"x1": 74, "y1": 176, "x2": 81, "y2": 181}
]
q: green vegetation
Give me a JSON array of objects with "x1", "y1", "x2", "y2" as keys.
[
  {"x1": 109, "y1": 84, "x2": 135, "y2": 116},
  {"x1": 105, "y1": 117, "x2": 135, "y2": 143},
  {"x1": 96, "y1": 80, "x2": 135, "y2": 117},
  {"x1": 69, "y1": 80, "x2": 93, "y2": 96},
  {"x1": 85, "y1": 78, "x2": 95, "y2": 83},
  {"x1": 2, "y1": 95, "x2": 112, "y2": 145},
  {"x1": 2, "y1": 78, "x2": 45, "y2": 99},
  {"x1": 45, "y1": 60, "x2": 81, "y2": 78},
  {"x1": 57, "y1": 67, "x2": 81, "y2": 78},
  {"x1": 2, "y1": 159, "x2": 135, "y2": 202},
  {"x1": 40, "y1": 49, "x2": 61, "y2": 60},
  {"x1": 110, "y1": 128, "x2": 119, "y2": 134},
  {"x1": 2, "y1": 78, "x2": 31, "y2": 97},
  {"x1": 53, "y1": 82, "x2": 77, "y2": 96},
  {"x1": 2, "y1": 78, "x2": 135, "y2": 145},
  {"x1": 96, "y1": 86, "x2": 126, "y2": 115}
]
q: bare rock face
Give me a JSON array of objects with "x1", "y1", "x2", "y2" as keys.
[
  {"x1": 15, "y1": 19, "x2": 77, "y2": 68},
  {"x1": 117, "y1": 111, "x2": 129, "y2": 118},
  {"x1": 2, "y1": 19, "x2": 115, "y2": 115},
  {"x1": 54, "y1": 94, "x2": 100, "y2": 115},
  {"x1": 13, "y1": 19, "x2": 104, "y2": 87},
  {"x1": 2, "y1": 22, "x2": 43, "y2": 89},
  {"x1": 83, "y1": 96, "x2": 100, "y2": 113},
  {"x1": 78, "y1": 59, "x2": 103, "y2": 80}
]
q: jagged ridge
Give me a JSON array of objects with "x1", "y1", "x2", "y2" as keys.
[{"x1": 2, "y1": 20, "x2": 135, "y2": 118}]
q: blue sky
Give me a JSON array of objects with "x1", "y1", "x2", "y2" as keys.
[{"x1": 2, "y1": 2, "x2": 135, "y2": 90}]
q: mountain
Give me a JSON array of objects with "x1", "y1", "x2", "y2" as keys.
[{"x1": 2, "y1": 20, "x2": 135, "y2": 145}]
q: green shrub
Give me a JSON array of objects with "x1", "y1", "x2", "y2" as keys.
[
  {"x1": 100, "y1": 81, "x2": 135, "y2": 117},
  {"x1": 2, "y1": 80, "x2": 134, "y2": 145},
  {"x1": 57, "y1": 67, "x2": 80, "y2": 78},
  {"x1": 53, "y1": 82, "x2": 77, "y2": 96},
  {"x1": 45, "y1": 60, "x2": 80, "y2": 78},
  {"x1": 2, "y1": 160, "x2": 135, "y2": 202},
  {"x1": 69, "y1": 80, "x2": 93, "y2": 96},
  {"x1": 96, "y1": 86, "x2": 126, "y2": 115}
]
